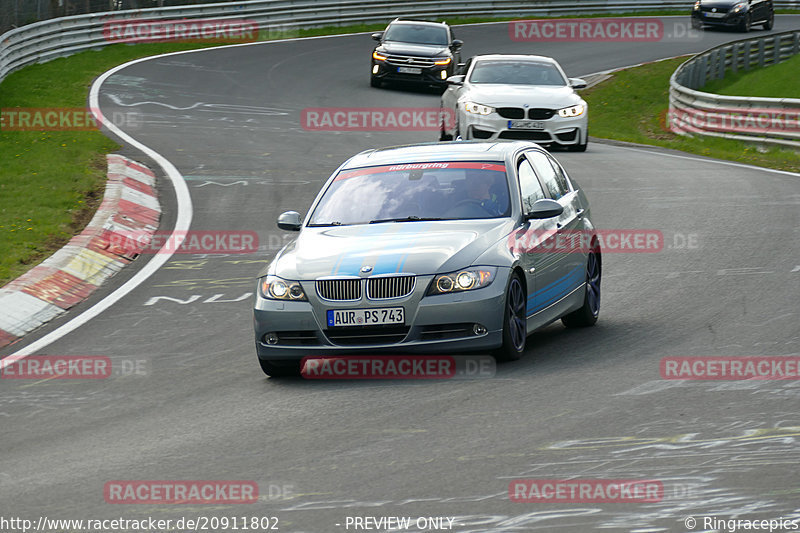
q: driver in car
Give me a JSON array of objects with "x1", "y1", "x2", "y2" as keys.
[{"x1": 463, "y1": 169, "x2": 507, "y2": 216}]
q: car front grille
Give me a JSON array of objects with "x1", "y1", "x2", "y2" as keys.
[
  {"x1": 385, "y1": 54, "x2": 436, "y2": 68},
  {"x1": 325, "y1": 325, "x2": 411, "y2": 346},
  {"x1": 316, "y1": 278, "x2": 362, "y2": 301},
  {"x1": 499, "y1": 130, "x2": 552, "y2": 141},
  {"x1": 528, "y1": 108, "x2": 556, "y2": 120},
  {"x1": 497, "y1": 107, "x2": 525, "y2": 119},
  {"x1": 316, "y1": 276, "x2": 416, "y2": 301},
  {"x1": 700, "y1": 5, "x2": 728, "y2": 12},
  {"x1": 366, "y1": 276, "x2": 415, "y2": 300}
]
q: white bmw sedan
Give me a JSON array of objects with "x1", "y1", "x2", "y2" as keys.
[{"x1": 440, "y1": 54, "x2": 589, "y2": 151}]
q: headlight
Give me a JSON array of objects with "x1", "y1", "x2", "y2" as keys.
[
  {"x1": 259, "y1": 276, "x2": 307, "y2": 301},
  {"x1": 464, "y1": 101, "x2": 494, "y2": 115},
  {"x1": 732, "y1": 2, "x2": 746, "y2": 12},
  {"x1": 372, "y1": 51, "x2": 387, "y2": 61},
  {"x1": 434, "y1": 57, "x2": 452, "y2": 66},
  {"x1": 693, "y1": 1, "x2": 700, "y2": 9},
  {"x1": 558, "y1": 104, "x2": 585, "y2": 118},
  {"x1": 427, "y1": 267, "x2": 496, "y2": 295}
]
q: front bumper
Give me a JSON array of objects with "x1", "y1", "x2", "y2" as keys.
[
  {"x1": 692, "y1": 10, "x2": 747, "y2": 27},
  {"x1": 372, "y1": 60, "x2": 452, "y2": 86},
  {"x1": 254, "y1": 270, "x2": 510, "y2": 359},
  {"x1": 461, "y1": 113, "x2": 587, "y2": 146}
]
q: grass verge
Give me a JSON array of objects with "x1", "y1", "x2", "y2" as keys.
[
  {"x1": 701, "y1": 53, "x2": 800, "y2": 98},
  {"x1": 582, "y1": 56, "x2": 800, "y2": 172}
]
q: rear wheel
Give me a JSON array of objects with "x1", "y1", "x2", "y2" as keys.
[
  {"x1": 258, "y1": 358, "x2": 301, "y2": 378},
  {"x1": 562, "y1": 248, "x2": 601, "y2": 328},
  {"x1": 493, "y1": 272, "x2": 527, "y2": 362}
]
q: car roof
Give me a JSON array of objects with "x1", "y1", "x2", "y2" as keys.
[
  {"x1": 342, "y1": 141, "x2": 541, "y2": 169},
  {"x1": 388, "y1": 19, "x2": 449, "y2": 28},
  {"x1": 471, "y1": 54, "x2": 558, "y2": 64}
]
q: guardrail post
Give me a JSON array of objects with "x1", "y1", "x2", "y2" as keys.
[
  {"x1": 743, "y1": 41, "x2": 751, "y2": 71},
  {"x1": 773, "y1": 34, "x2": 782, "y2": 64},
  {"x1": 757, "y1": 38, "x2": 766, "y2": 68}
]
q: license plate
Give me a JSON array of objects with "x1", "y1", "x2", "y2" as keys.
[
  {"x1": 327, "y1": 307, "x2": 405, "y2": 327},
  {"x1": 508, "y1": 120, "x2": 545, "y2": 130},
  {"x1": 704, "y1": 12, "x2": 725, "y2": 17},
  {"x1": 397, "y1": 66, "x2": 422, "y2": 74}
]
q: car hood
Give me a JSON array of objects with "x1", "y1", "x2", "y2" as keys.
[
  {"x1": 463, "y1": 84, "x2": 581, "y2": 108},
  {"x1": 699, "y1": 0, "x2": 738, "y2": 6},
  {"x1": 378, "y1": 42, "x2": 449, "y2": 57},
  {"x1": 267, "y1": 219, "x2": 515, "y2": 280}
]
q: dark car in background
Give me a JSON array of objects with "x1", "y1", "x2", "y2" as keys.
[
  {"x1": 370, "y1": 18, "x2": 463, "y2": 89},
  {"x1": 691, "y1": 0, "x2": 774, "y2": 31}
]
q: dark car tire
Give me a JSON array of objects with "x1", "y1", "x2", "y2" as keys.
[
  {"x1": 259, "y1": 358, "x2": 301, "y2": 378},
  {"x1": 567, "y1": 138, "x2": 588, "y2": 152},
  {"x1": 493, "y1": 272, "x2": 527, "y2": 362},
  {"x1": 562, "y1": 248, "x2": 601, "y2": 328},
  {"x1": 691, "y1": 17, "x2": 704, "y2": 30},
  {"x1": 763, "y1": 11, "x2": 774, "y2": 30},
  {"x1": 370, "y1": 76, "x2": 382, "y2": 88},
  {"x1": 739, "y1": 12, "x2": 751, "y2": 32},
  {"x1": 440, "y1": 110, "x2": 453, "y2": 141}
]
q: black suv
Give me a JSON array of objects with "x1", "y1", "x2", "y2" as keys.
[
  {"x1": 691, "y1": 0, "x2": 774, "y2": 31},
  {"x1": 370, "y1": 19, "x2": 463, "y2": 90}
]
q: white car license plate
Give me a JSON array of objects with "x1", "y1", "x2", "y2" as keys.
[
  {"x1": 327, "y1": 307, "x2": 405, "y2": 327},
  {"x1": 704, "y1": 12, "x2": 725, "y2": 17},
  {"x1": 397, "y1": 66, "x2": 422, "y2": 74},
  {"x1": 508, "y1": 120, "x2": 545, "y2": 130}
]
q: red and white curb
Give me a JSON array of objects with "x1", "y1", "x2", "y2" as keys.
[{"x1": 0, "y1": 154, "x2": 160, "y2": 349}]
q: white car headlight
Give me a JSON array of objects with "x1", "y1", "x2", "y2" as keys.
[
  {"x1": 427, "y1": 267, "x2": 496, "y2": 295},
  {"x1": 693, "y1": 0, "x2": 700, "y2": 10},
  {"x1": 464, "y1": 101, "x2": 494, "y2": 115},
  {"x1": 558, "y1": 104, "x2": 585, "y2": 118},
  {"x1": 259, "y1": 276, "x2": 307, "y2": 301},
  {"x1": 732, "y1": 2, "x2": 747, "y2": 12}
]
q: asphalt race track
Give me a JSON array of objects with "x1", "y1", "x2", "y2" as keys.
[{"x1": 2, "y1": 16, "x2": 799, "y2": 533}]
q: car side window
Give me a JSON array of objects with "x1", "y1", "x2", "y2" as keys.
[
  {"x1": 527, "y1": 151, "x2": 568, "y2": 199},
  {"x1": 518, "y1": 158, "x2": 545, "y2": 213},
  {"x1": 545, "y1": 153, "x2": 572, "y2": 194}
]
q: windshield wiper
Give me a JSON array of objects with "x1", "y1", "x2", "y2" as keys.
[
  {"x1": 368, "y1": 216, "x2": 443, "y2": 224},
  {"x1": 308, "y1": 221, "x2": 345, "y2": 227}
]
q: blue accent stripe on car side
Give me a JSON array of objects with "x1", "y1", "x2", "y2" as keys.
[{"x1": 526, "y1": 265, "x2": 584, "y2": 315}]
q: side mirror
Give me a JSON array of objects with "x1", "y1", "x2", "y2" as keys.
[
  {"x1": 277, "y1": 211, "x2": 302, "y2": 231},
  {"x1": 371, "y1": 32, "x2": 383, "y2": 41},
  {"x1": 456, "y1": 62, "x2": 466, "y2": 74},
  {"x1": 451, "y1": 39, "x2": 463, "y2": 49},
  {"x1": 569, "y1": 77, "x2": 587, "y2": 90},
  {"x1": 446, "y1": 75, "x2": 465, "y2": 85},
  {"x1": 525, "y1": 199, "x2": 563, "y2": 220}
]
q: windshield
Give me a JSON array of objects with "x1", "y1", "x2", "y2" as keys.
[
  {"x1": 469, "y1": 60, "x2": 567, "y2": 86},
  {"x1": 383, "y1": 24, "x2": 449, "y2": 45},
  {"x1": 308, "y1": 162, "x2": 511, "y2": 226}
]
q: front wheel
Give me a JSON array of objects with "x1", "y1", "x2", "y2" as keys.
[
  {"x1": 739, "y1": 12, "x2": 751, "y2": 32},
  {"x1": 370, "y1": 76, "x2": 381, "y2": 88},
  {"x1": 567, "y1": 139, "x2": 588, "y2": 152},
  {"x1": 258, "y1": 358, "x2": 301, "y2": 378},
  {"x1": 562, "y1": 248, "x2": 601, "y2": 328},
  {"x1": 763, "y1": 11, "x2": 774, "y2": 30},
  {"x1": 493, "y1": 272, "x2": 527, "y2": 362}
]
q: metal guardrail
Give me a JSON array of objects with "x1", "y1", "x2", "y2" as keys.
[
  {"x1": 669, "y1": 29, "x2": 800, "y2": 149},
  {"x1": 4, "y1": 0, "x2": 791, "y2": 84}
]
